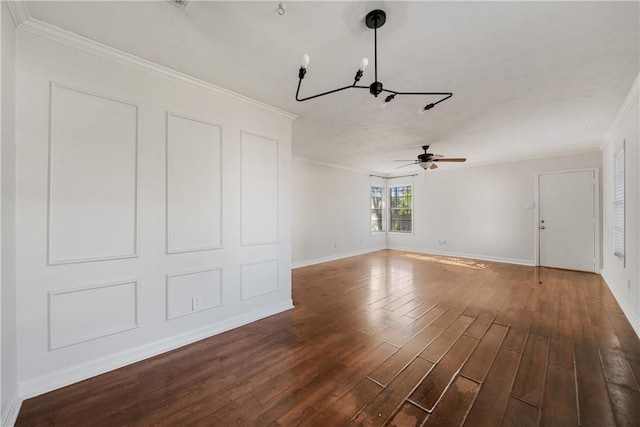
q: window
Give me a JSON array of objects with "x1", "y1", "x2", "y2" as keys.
[
  {"x1": 370, "y1": 186, "x2": 385, "y2": 232},
  {"x1": 389, "y1": 185, "x2": 413, "y2": 233},
  {"x1": 613, "y1": 142, "x2": 625, "y2": 263}
]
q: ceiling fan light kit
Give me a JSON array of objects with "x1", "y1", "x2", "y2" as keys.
[{"x1": 295, "y1": 10, "x2": 453, "y2": 113}]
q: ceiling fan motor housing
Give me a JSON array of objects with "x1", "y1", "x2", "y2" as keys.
[
  {"x1": 418, "y1": 153, "x2": 432, "y2": 162},
  {"x1": 418, "y1": 146, "x2": 432, "y2": 162}
]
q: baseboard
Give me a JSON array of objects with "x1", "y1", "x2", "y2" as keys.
[
  {"x1": 1, "y1": 388, "x2": 22, "y2": 427},
  {"x1": 18, "y1": 300, "x2": 294, "y2": 400},
  {"x1": 386, "y1": 246, "x2": 536, "y2": 267},
  {"x1": 292, "y1": 247, "x2": 386, "y2": 269},
  {"x1": 601, "y1": 270, "x2": 640, "y2": 337}
]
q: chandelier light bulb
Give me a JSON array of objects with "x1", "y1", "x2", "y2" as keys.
[
  {"x1": 301, "y1": 54, "x2": 310, "y2": 69},
  {"x1": 360, "y1": 57, "x2": 369, "y2": 71}
]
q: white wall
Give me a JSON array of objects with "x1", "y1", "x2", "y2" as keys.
[
  {"x1": 601, "y1": 75, "x2": 639, "y2": 335},
  {"x1": 387, "y1": 152, "x2": 602, "y2": 265},
  {"x1": 1, "y1": 2, "x2": 19, "y2": 425},
  {"x1": 292, "y1": 157, "x2": 386, "y2": 267},
  {"x1": 14, "y1": 28, "x2": 293, "y2": 400},
  {"x1": 293, "y1": 152, "x2": 602, "y2": 269}
]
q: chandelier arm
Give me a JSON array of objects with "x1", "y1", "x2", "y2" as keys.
[
  {"x1": 385, "y1": 90, "x2": 452, "y2": 97},
  {"x1": 432, "y1": 93, "x2": 453, "y2": 105},
  {"x1": 383, "y1": 90, "x2": 453, "y2": 106},
  {"x1": 296, "y1": 80, "x2": 367, "y2": 102}
]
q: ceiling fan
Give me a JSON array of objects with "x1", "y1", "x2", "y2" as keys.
[{"x1": 395, "y1": 145, "x2": 467, "y2": 170}]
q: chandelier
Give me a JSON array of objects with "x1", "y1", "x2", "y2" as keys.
[{"x1": 295, "y1": 9, "x2": 453, "y2": 113}]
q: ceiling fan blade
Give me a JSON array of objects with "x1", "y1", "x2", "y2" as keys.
[
  {"x1": 433, "y1": 158, "x2": 467, "y2": 162},
  {"x1": 429, "y1": 163, "x2": 438, "y2": 170},
  {"x1": 431, "y1": 154, "x2": 444, "y2": 159},
  {"x1": 396, "y1": 163, "x2": 417, "y2": 169}
]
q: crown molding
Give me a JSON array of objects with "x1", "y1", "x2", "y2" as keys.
[
  {"x1": 293, "y1": 155, "x2": 386, "y2": 176},
  {"x1": 608, "y1": 73, "x2": 639, "y2": 136},
  {"x1": 9, "y1": 2, "x2": 296, "y2": 121},
  {"x1": 602, "y1": 73, "x2": 639, "y2": 147},
  {"x1": 6, "y1": 1, "x2": 30, "y2": 27}
]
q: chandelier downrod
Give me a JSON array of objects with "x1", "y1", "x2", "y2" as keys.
[
  {"x1": 374, "y1": 18, "x2": 378, "y2": 83},
  {"x1": 295, "y1": 9, "x2": 453, "y2": 113}
]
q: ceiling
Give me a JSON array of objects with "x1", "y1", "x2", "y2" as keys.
[{"x1": 26, "y1": 1, "x2": 639, "y2": 174}]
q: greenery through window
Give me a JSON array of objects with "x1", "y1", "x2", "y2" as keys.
[
  {"x1": 371, "y1": 186, "x2": 384, "y2": 232},
  {"x1": 389, "y1": 185, "x2": 413, "y2": 232}
]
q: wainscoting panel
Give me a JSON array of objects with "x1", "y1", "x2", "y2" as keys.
[
  {"x1": 48, "y1": 83, "x2": 138, "y2": 264},
  {"x1": 241, "y1": 132, "x2": 279, "y2": 246},
  {"x1": 48, "y1": 280, "x2": 138, "y2": 350},
  {"x1": 166, "y1": 268, "x2": 222, "y2": 320},
  {"x1": 15, "y1": 29, "x2": 293, "y2": 402},
  {"x1": 166, "y1": 113, "x2": 222, "y2": 253},
  {"x1": 241, "y1": 260, "x2": 279, "y2": 300}
]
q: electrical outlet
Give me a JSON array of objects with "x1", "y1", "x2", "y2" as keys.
[{"x1": 192, "y1": 295, "x2": 203, "y2": 311}]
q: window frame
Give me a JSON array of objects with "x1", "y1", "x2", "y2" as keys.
[
  {"x1": 370, "y1": 185, "x2": 386, "y2": 234},
  {"x1": 613, "y1": 141, "x2": 625, "y2": 265},
  {"x1": 388, "y1": 184, "x2": 414, "y2": 234}
]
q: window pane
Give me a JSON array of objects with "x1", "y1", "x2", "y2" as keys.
[
  {"x1": 613, "y1": 146, "x2": 624, "y2": 260},
  {"x1": 371, "y1": 186, "x2": 384, "y2": 232},
  {"x1": 389, "y1": 185, "x2": 412, "y2": 233}
]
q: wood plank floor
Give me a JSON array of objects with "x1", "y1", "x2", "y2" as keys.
[{"x1": 16, "y1": 250, "x2": 640, "y2": 426}]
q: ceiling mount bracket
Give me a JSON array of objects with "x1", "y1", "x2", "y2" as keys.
[{"x1": 365, "y1": 9, "x2": 386, "y2": 29}]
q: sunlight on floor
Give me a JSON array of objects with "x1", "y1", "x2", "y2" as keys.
[{"x1": 402, "y1": 253, "x2": 487, "y2": 270}]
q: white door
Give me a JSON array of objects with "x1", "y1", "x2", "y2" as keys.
[{"x1": 538, "y1": 170, "x2": 597, "y2": 272}]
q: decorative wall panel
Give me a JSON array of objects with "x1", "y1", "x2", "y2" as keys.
[
  {"x1": 48, "y1": 83, "x2": 138, "y2": 264},
  {"x1": 15, "y1": 31, "x2": 293, "y2": 396},
  {"x1": 241, "y1": 132, "x2": 279, "y2": 245},
  {"x1": 48, "y1": 280, "x2": 138, "y2": 350},
  {"x1": 166, "y1": 268, "x2": 222, "y2": 319},
  {"x1": 241, "y1": 260, "x2": 279, "y2": 300},
  {"x1": 166, "y1": 113, "x2": 222, "y2": 253}
]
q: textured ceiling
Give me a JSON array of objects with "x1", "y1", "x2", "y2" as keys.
[{"x1": 27, "y1": 1, "x2": 639, "y2": 173}]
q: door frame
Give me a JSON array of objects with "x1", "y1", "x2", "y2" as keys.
[{"x1": 535, "y1": 168, "x2": 600, "y2": 272}]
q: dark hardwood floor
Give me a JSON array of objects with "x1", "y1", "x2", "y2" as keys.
[{"x1": 16, "y1": 250, "x2": 640, "y2": 426}]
